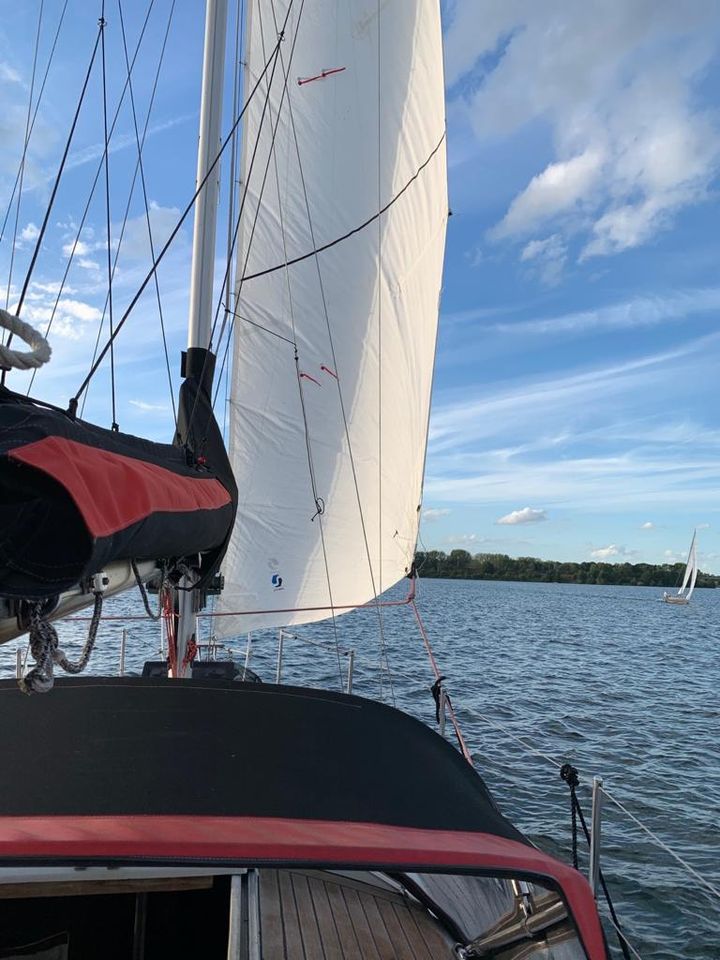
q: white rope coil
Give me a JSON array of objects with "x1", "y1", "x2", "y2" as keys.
[{"x1": 0, "y1": 309, "x2": 51, "y2": 371}]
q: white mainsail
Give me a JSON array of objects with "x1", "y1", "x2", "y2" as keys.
[
  {"x1": 217, "y1": 0, "x2": 447, "y2": 634},
  {"x1": 678, "y1": 532, "x2": 698, "y2": 600}
]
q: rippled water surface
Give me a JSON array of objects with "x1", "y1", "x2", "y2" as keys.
[{"x1": 2, "y1": 578, "x2": 718, "y2": 958}]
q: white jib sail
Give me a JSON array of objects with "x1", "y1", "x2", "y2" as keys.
[
  {"x1": 678, "y1": 532, "x2": 697, "y2": 597},
  {"x1": 685, "y1": 536, "x2": 699, "y2": 600},
  {"x1": 217, "y1": 0, "x2": 447, "y2": 635}
]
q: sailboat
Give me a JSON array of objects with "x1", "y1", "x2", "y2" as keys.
[
  {"x1": 662, "y1": 530, "x2": 698, "y2": 605},
  {"x1": 0, "y1": 2, "x2": 609, "y2": 958}
]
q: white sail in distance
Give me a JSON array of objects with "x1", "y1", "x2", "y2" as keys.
[
  {"x1": 217, "y1": 0, "x2": 447, "y2": 634},
  {"x1": 679, "y1": 532, "x2": 698, "y2": 600}
]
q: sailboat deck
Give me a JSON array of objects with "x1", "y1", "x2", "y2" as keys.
[{"x1": 259, "y1": 870, "x2": 456, "y2": 959}]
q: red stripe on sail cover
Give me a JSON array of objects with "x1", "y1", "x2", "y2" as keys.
[
  {"x1": 0, "y1": 816, "x2": 606, "y2": 958},
  {"x1": 9, "y1": 436, "x2": 231, "y2": 538}
]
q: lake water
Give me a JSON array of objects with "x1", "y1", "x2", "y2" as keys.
[{"x1": 2, "y1": 577, "x2": 718, "y2": 959}]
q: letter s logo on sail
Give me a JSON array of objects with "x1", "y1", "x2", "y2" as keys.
[{"x1": 271, "y1": 574, "x2": 283, "y2": 589}]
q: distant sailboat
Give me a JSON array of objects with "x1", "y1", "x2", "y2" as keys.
[{"x1": 663, "y1": 531, "x2": 698, "y2": 605}]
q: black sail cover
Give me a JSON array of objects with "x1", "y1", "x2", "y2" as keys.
[{"x1": 0, "y1": 354, "x2": 237, "y2": 601}]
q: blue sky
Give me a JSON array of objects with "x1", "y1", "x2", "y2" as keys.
[{"x1": 1, "y1": 2, "x2": 720, "y2": 571}]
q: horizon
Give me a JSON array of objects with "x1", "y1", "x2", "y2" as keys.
[{"x1": 1, "y1": 2, "x2": 719, "y2": 571}]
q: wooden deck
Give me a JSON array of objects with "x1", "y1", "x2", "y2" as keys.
[{"x1": 258, "y1": 870, "x2": 457, "y2": 959}]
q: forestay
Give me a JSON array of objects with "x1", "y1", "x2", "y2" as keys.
[{"x1": 218, "y1": 0, "x2": 447, "y2": 633}]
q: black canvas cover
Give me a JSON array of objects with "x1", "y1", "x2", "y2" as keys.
[
  {"x1": 0, "y1": 677, "x2": 525, "y2": 837},
  {"x1": 0, "y1": 360, "x2": 237, "y2": 601}
]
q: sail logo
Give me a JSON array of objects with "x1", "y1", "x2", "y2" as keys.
[{"x1": 271, "y1": 573, "x2": 283, "y2": 590}]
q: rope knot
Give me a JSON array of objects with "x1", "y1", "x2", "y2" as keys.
[
  {"x1": 560, "y1": 763, "x2": 579, "y2": 789},
  {"x1": 18, "y1": 591, "x2": 104, "y2": 695}
]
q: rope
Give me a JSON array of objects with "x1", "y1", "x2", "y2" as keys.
[
  {"x1": 131, "y1": 559, "x2": 163, "y2": 621},
  {"x1": 19, "y1": 592, "x2": 103, "y2": 695},
  {"x1": 599, "y1": 912, "x2": 644, "y2": 960},
  {"x1": 560, "y1": 765, "x2": 633, "y2": 960},
  {"x1": 601, "y1": 785, "x2": 720, "y2": 903},
  {"x1": 560, "y1": 764, "x2": 580, "y2": 869},
  {"x1": 0, "y1": 310, "x2": 51, "y2": 370},
  {"x1": 410, "y1": 596, "x2": 473, "y2": 764}
]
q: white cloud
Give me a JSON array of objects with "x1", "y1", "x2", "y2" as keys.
[
  {"x1": 446, "y1": 534, "x2": 485, "y2": 546},
  {"x1": 422, "y1": 507, "x2": 451, "y2": 522},
  {"x1": 496, "y1": 507, "x2": 547, "y2": 525},
  {"x1": 20, "y1": 223, "x2": 40, "y2": 242},
  {"x1": 129, "y1": 399, "x2": 171, "y2": 413},
  {"x1": 641, "y1": 521, "x2": 655, "y2": 530},
  {"x1": 115, "y1": 202, "x2": 182, "y2": 262},
  {"x1": 446, "y1": 2, "x2": 720, "y2": 266},
  {"x1": 494, "y1": 151, "x2": 604, "y2": 239},
  {"x1": 0, "y1": 63, "x2": 21, "y2": 84},
  {"x1": 62, "y1": 240, "x2": 92, "y2": 258},
  {"x1": 519, "y1": 234, "x2": 567, "y2": 286},
  {"x1": 77, "y1": 258, "x2": 101, "y2": 272},
  {"x1": 591, "y1": 544, "x2": 634, "y2": 560},
  {"x1": 22, "y1": 296, "x2": 102, "y2": 342},
  {"x1": 493, "y1": 287, "x2": 720, "y2": 337}
]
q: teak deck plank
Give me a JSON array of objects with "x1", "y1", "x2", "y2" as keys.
[
  {"x1": 291, "y1": 873, "x2": 325, "y2": 960},
  {"x1": 260, "y1": 870, "x2": 286, "y2": 959},
  {"x1": 307, "y1": 874, "x2": 344, "y2": 960},
  {"x1": 259, "y1": 870, "x2": 455, "y2": 959},
  {"x1": 339, "y1": 886, "x2": 383, "y2": 960}
]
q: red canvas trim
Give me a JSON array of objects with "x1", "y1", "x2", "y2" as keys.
[
  {"x1": 9, "y1": 437, "x2": 231, "y2": 538},
  {"x1": 0, "y1": 816, "x2": 606, "y2": 958}
]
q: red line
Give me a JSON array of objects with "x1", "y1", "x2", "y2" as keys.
[
  {"x1": 298, "y1": 66, "x2": 346, "y2": 86},
  {"x1": 411, "y1": 596, "x2": 474, "y2": 767},
  {"x1": 299, "y1": 372, "x2": 321, "y2": 385},
  {"x1": 320, "y1": 364, "x2": 338, "y2": 379}
]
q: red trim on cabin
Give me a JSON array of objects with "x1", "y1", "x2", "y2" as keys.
[
  {"x1": 9, "y1": 437, "x2": 231, "y2": 538},
  {"x1": 0, "y1": 815, "x2": 606, "y2": 958}
]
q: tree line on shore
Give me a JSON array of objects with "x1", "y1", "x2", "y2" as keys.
[{"x1": 414, "y1": 550, "x2": 720, "y2": 588}]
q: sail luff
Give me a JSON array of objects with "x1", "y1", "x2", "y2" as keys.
[{"x1": 218, "y1": 0, "x2": 447, "y2": 636}]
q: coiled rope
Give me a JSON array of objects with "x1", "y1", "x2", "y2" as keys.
[
  {"x1": 19, "y1": 592, "x2": 103, "y2": 695},
  {"x1": 0, "y1": 310, "x2": 51, "y2": 371}
]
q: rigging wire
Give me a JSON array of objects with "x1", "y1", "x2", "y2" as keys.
[
  {"x1": 117, "y1": 0, "x2": 178, "y2": 428},
  {"x1": 374, "y1": 0, "x2": 392, "y2": 702},
  {"x1": 0, "y1": 0, "x2": 69, "y2": 253},
  {"x1": 26, "y1": 0, "x2": 161, "y2": 398},
  {"x1": 4, "y1": 0, "x2": 45, "y2": 323},
  {"x1": 99, "y1": 4, "x2": 118, "y2": 430},
  {"x1": 601, "y1": 785, "x2": 720, "y2": 905},
  {"x1": 80, "y1": 0, "x2": 175, "y2": 419},
  {"x1": 223, "y1": 0, "x2": 246, "y2": 323},
  {"x1": 261, "y1": 3, "x2": 396, "y2": 704},
  {"x1": 181, "y1": 0, "x2": 305, "y2": 445},
  {"x1": 1, "y1": 21, "x2": 103, "y2": 385},
  {"x1": 72, "y1": 4, "x2": 297, "y2": 406}
]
